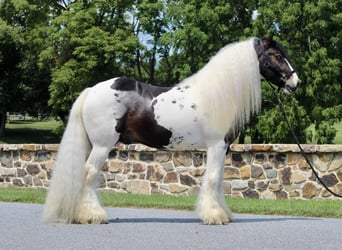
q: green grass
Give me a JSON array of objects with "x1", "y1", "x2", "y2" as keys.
[
  {"x1": 1, "y1": 187, "x2": 341, "y2": 218},
  {"x1": 228, "y1": 198, "x2": 342, "y2": 218},
  {"x1": 334, "y1": 122, "x2": 342, "y2": 144},
  {"x1": 306, "y1": 121, "x2": 342, "y2": 144},
  {"x1": 0, "y1": 187, "x2": 47, "y2": 204},
  {"x1": 0, "y1": 118, "x2": 62, "y2": 144},
  {"x1": 101, "y1": 191, "x2": 197, "y2": 210}
]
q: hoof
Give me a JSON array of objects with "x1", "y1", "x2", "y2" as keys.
[
  {"x1": 197, "y1": 200, "x2": 233, "y2": 225},
  {"x1": 73, "y1": 215, "x2": 109, "y2": 224},
  {"x1": 199, "y1": 208, "x2": 232, "y2": 225},
  {"x1": 74, "y1": 206, "x2": 109, "y2": 224}
]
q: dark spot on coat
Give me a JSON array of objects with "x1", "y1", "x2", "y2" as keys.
[
  {"x1": 152, "y1": 99, "x2": 158, "y2": 107},
  {"x1": 174, "y1": 136, "x2": 184, "y2": 144},
  {"x1": 115, "y1": 104, "x2": 172, "y2": 149},
  {"x1": 172, "y1": 100, "x2": 176, "y2": 104},
  {"x1": 191, "y1": 104, "x2": 197, "y2": 110}
]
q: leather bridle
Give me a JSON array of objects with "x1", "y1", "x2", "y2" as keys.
[{"x1": 254, "y1": 39, "x2": 296, "y2": 89}]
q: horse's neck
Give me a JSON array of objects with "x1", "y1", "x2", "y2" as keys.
[{"x1": 186, "y1": 39, "x2": 262, "y2": 135}]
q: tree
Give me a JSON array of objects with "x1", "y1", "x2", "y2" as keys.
[
  {"x1": 1, "y1": 0, "x2": 340, "y2": 144},
  {"x1": 157, "y1": 0, "x2": 257, "y2": 83},
  {"x1": 0, "y1": 18, "x2": 23, "y2": 136},
  {"x1": 131, "y1": 0, "x2": 168, "y2": 84},
  {"x1": 249, "y1": 0, "x2": 341, "y2": 143},
  {"x1": 0, "y1": 0, "x2": 64, "y2": 136},
  {"x1": 40, "y1": 0, "x2": 138, "y2": 122}
]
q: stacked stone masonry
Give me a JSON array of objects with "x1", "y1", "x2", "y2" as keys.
[{"x1": 1, "y1": 144, "x2": 342, "y2": 200}]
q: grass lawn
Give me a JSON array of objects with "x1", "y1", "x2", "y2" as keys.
[
  {"x1": 0, "y1": 187, "x2": 341, "y2": 218},
  {"x1": 0, "y1": 118, "x2": 62, "y2": 144},
  {"x1": 333, "y1": 121, "x2": 342, "y2": 144}
]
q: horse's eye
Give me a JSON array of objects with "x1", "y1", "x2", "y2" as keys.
[{"x1": 276, "y1": 54, "x2": 284, "y2": 62}]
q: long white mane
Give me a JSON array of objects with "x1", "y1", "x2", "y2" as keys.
[{"x1": 188, "y1": 38, "x2": 262, "y2": 135}]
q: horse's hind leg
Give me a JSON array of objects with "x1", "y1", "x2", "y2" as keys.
[
  {"x1": 73, "y1": 145, "x2": 111, "y2": 224},
  {"x1": 197, "y1": 141, "x2": 233, "y2": 225}
]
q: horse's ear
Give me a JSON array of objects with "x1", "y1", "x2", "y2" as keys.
[{"x1": 262, "y1": 36, "x2": 273, "y2": 49}]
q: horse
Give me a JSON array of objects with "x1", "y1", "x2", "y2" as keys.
[{"x1": 42, "y1": 37, "x2": 300, "y2": 225}]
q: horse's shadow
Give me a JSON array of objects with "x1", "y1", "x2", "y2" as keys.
[
  {"x1": 109, "y1": 217, "x2": 201, "y2": 224},
  {"x1": 109, "y1": 216, "x2": 317, "y2": 224},
  {"x1": 234, "y1": 216, "x2": 318, "y2": 223}
]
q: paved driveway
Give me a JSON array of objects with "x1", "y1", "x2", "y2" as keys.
[{"x1": 0, "y1": 202, "x2": 341, "y2": 250}]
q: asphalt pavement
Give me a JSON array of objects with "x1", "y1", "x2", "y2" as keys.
[{"x1": 0, "y1": 202, "x2": 341, "y2": 250}]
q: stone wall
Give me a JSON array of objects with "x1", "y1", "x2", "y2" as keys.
[{"x1": 0, "y1": 144, "x2": 341, "y2": 200}]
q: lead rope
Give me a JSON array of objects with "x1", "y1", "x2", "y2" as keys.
[{"x1": 275, "y1": 89, "x2": 342, "y2": 198}]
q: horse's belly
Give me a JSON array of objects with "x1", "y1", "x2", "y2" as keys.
[
  {"x1": 153, "y1": 93, "x2": 206, "y2": 149},
  {"x1": 166, "y1": 127, "x2": 206, "y2": 150}
]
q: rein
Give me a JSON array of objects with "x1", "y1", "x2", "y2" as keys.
[{"x1": 268, "y1": 82, "x2": 342, "y2": 198}]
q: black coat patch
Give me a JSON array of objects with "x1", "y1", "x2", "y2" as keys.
[
  {"x1": 111, "y1": 77, "x2": 137, "y2": 91},
  {"x1": 116, "y1": 105, "x2": 172, "y2": 149},
  {"x1": 111, "y1": 77, "x2": 171, "y2": 99},
  {"x1": 112, "y1": 77, "x2": 173, "y2": 148}
]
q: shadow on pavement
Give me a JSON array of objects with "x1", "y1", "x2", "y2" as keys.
[
  {"x1": 110, "y1": 215, "x2": 319, "y2": 224},
  {"x1": 234, "y1": 216, "x2": 319, "y2": 223},
  {"x1": 110, "y1": 217, "x2": 202, "y2": 224}
]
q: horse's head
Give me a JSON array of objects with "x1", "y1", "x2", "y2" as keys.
[{"x1": 254, "y1": 37, "x2": 300, "y2": 94}]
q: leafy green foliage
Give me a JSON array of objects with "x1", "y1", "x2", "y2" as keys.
[
  {"x1": 160, "y1": 0, "x2": 255, "y2": 80},
  {"x1": 0, "y1": 0, "x2": 56, "y2": 120},
  {"x1": 40, "y1": 1, "x2": 138, "y2": 119},
  {"x1": 0, "y1": 18, "x2": 23, "y2": 112},
  {"x1": 0, "y1": 0, "x2": 340, "y2": 143},
  {"x1": 252, "y1": 0, "x2": 341, "y2": 143}
]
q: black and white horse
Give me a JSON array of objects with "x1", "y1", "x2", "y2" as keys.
[{"x1": 43, "y1": 37, "x2": 300, "y2": 225}]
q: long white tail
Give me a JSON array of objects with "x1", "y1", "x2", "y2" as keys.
[{"x1": 42, "y1": 89, "x2": 91, "y2": 223}]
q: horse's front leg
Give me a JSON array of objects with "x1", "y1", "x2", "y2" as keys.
[{"x1": 197, "y1": 141, "x2": 233, "y2": 225}]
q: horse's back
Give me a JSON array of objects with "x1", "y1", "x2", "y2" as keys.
[{"x1": 111, "y1": 76, "x2": 171, "y2": 98}]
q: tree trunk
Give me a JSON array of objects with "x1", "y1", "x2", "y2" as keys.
[
  {"x1": 0, "y1": 111, "x2": 6, "y2": 137},
  {"x1": 136, "y1": 48, "x2": 142, "y2": 80},
  {"x1": 238, "y1": 131, "x2": 245, "y2": 144}
]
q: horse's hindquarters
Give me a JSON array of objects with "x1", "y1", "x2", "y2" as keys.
[{"x1": 82, "y1": 79, "x2": 122, "y2": 147}]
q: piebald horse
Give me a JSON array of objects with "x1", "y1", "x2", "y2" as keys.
[{"x1": 43, "y1": 37, "x2": 300, "y2": 225}]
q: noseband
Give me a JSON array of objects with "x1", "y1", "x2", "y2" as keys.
[
  {"x1": 254, "y1": 39, "x2": 295, "y2": 88},
  {"x1": 281, "y1": 70, "x2": 296, "y2": 83}
]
